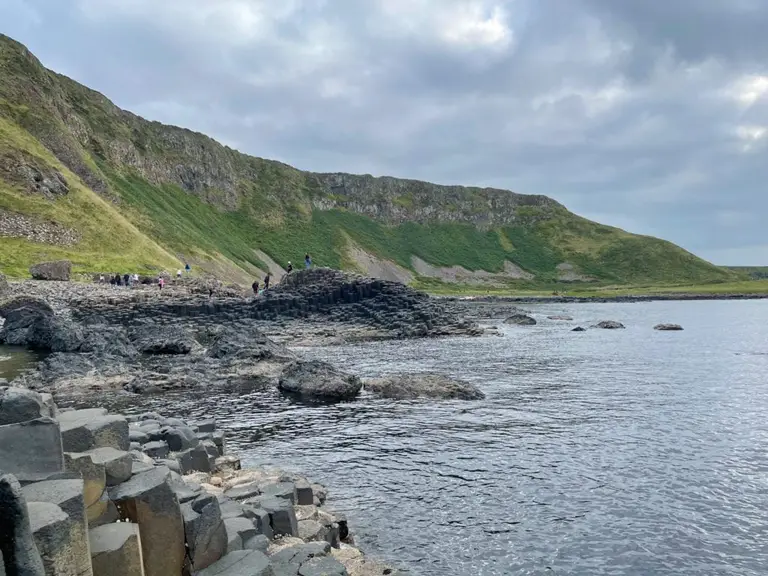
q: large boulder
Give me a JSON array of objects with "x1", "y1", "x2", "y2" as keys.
[
  {"x1": 0, "y1": 418, "x2": 64, "y2": 483},
  {"x1": 25, "y1": 315, "x2": 85, "y2": 352},
  {"x1": 592, "y1": 320, "x2": 625, "y2": 329},
  {"x1": 654, "y1": 323, "x2": 684, "y2": 331},
  {"x1": 29, "y1": 260, "x2": 71, "y2": 281},
  {"x1": 108, "y1": 466, "x2": 185, "y2": 576},
  {"x1": 89, "y1": 523, "x2": 144, "y2": 576},
  {"x1": 364, "y1": 373, "x2": 485, "y2": 400},
  {"x1": 129, "y1": 327, "x2": 197, "y2": 355},
  {"x1": 504, "y1": 314, "x2": 537, "y2": 326},
  {"x1": 206, "y1": 325, "x2": 293, "y2": 361},
  {"x1": 21, "y1": 479, "x2": 91, "y2": 576},
  {"x1": 278, "y1": 360, "x2": 361, "y2": 401},
  {"x1": 0, "y1": 474, "x2": 46, "y2": 576},
  {"x1": 0, "y1": 297, "x2": 54, "y2": 346}
]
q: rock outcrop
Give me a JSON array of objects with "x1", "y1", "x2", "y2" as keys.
[
  {"x1": 29, "y1": 261, "x2": 72, "y2": 281},
  {"x1": 0, "y1": 393, "x2": 399, "y2": 576},
  {"x1": 278, "y1": 360, "x2": 362, "y2": 401},
  {"x1": 592, "y1": 320, "x2": 625, "y2": 329},
  {"x1": 365, "y1": 373, "x2": 485, "y2": 400},
  {"x1": 654, "y1": 324, "x2": 683, "y2": 331},
  {"x1": 504, "y1": 314, "x2": 537, "y2": 326}
]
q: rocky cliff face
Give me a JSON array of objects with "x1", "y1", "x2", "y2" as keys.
[
  {"x1": 0, "y1": 33, "x2": 737, "y2": 286},
  {"x1": 0, "y1": 34, "x2": 557, "y2": 228}
]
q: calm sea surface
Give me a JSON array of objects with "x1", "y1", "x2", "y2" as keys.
[{"x1": 7, "y1": 300, "x2": 768, "y2": 575}]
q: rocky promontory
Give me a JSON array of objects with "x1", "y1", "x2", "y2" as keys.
[{"x1": 0, "y1": 268, "x2": 481, "y2": 396}]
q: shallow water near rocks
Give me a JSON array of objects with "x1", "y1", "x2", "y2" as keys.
[
  {"x1": 0, "y1": 346, "x2": 45, "y2": 381},
  {"x1": 66, "y1": 300, "x2": 768, "y2": 575}
]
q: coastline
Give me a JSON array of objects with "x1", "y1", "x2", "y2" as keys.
[{"x1": 437, "y1": 292, "x2": 768, "y2": 304}]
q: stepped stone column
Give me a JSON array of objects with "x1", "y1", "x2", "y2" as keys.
[
  {"x1": 108, "y1": 467, "x2": 184, "y2": 576},
  {"x1": 0, "y1": 474, "x2": 46, "y2": 576},
  {"x1": 21, "y1": 480, "x2": 92, "y2": 576},
  {"x1": 89, "y1": 523, "x2": 145, "y2": 576}
]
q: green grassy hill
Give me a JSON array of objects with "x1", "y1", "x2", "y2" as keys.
[{"x1": 0, "y1": 34, "x2": 740, "y2": 287}]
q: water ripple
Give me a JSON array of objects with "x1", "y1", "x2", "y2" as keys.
[{"x1": 87, "y1": 300, "x2": 768, "y2": 575}]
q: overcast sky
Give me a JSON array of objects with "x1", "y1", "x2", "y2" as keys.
[{"x1": 3, "y1": 1, "x2": 768, "y2": 265}]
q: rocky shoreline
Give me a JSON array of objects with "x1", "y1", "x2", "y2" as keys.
[
  {"x1": 442, "y1": 292, "x2": 768, "y2": 306},
  {"x1": 0, "y1": 386, "x2": 396, "y2": 575},
  {"x1": 0, "y1": 268, "x2": 490, "y2": 575},
  {"x1": 0, "y1": 269, "x2": 482, "y2": 396}
]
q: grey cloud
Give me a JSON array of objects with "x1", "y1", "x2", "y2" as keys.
[{"x1": 3, "y1": 0, "x2": 768, "y2": 264}]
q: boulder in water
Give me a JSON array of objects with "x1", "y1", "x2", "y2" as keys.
[
  {"x1": 365, "y1": 373, "x2": 485, "y2": 400},
  {"x1": 504, "y1": 314, "x2": 536, "y2": 326},
  {"x1": 278, "y1": 360, "x2": 361, "y2": 400},
  {"x1": 591, "y1": 320, "x2": 625, "y2": 329},
  {"x1": 572, "y1": 326, "x2": 587, "y2": 332},
  {"x1": 654, "y1": 323, "x2": 683, "y2": 331},
  {"x1": 29, "y1": 260, "x2": 71, "y2": 281},
  {"x1": 0, "y1": 296, "x2": 55, "y2": 346}
]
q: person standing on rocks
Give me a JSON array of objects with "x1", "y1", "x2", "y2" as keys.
[
  {"x1": 305, "y1": 253, "x2": 312, "y2": 269},
  {"x1": 177, "y1": 269, "x2": 182, "y2": 280},
  {"x1": 264, "y1": 272, "x2": 271, "y2": 290},
  {"x1": 286, "y1": 261, "x2": 293, "y2": 274},
  {"x1": 123, "y1": 273, "x2": 130, "y2": 287},
  {"x1": 158, "y1": 276, "x2": 165, "y2": 290},
  {"x1": 252, "y1": 279, "x2": 259, "y2": 295},
  {"x1": 185, "y1": 263, "x2": 191, "y2": 274}
]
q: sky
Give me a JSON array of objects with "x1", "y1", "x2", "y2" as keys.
[{"x1": 2, "y1": 0, "x2": 767, "y2": 265}]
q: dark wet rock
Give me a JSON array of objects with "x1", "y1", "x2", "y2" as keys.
[
  {"x1": 364, "y1": 373, "x2": 485, "y2": 400},
  {"x1": 206, "y1": 325, "x2": 293, "y2": 361},
  {"x1": 29, "y1": 260, "x2": 71, "y2": 281},
  {"x1": 654, "y1": 323, "x2": 684, "y2": 331},
  {"x1": 572, "y1": 326, "x2": 587, "y2": 332},
  {"x1": 0, "y1": 296, "x2": 55, "y2": 346},
  {"x1": 504, "y1": 313, "x2": 537, "y2": 326},
  {"x1": 0, "y1": 473, "x2": 46, "y2": 576},
  {"x1": 278, "y1": 360, "x2": 361, "y2": 400},
  {"x1": 592, "y1": 320, "x2": 625, "y2": 329},
  {"x1": 129, "y1": 326, "x2": 197, "y2": 355},
  {"x1": 25, "y1": 315, "x2": 85, "y2": 352}
]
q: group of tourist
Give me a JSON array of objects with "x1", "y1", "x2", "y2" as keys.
[
  {"x1": 98, "y1": 263, "x2": 192, "y2": 289},
  {"x1": 251, "y1": 253, "x2": 312, "y2": 295}
]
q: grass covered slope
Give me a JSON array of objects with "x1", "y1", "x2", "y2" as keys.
[{"x1": 0, "y1": 33, "x2": 740, "y2": 286}]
